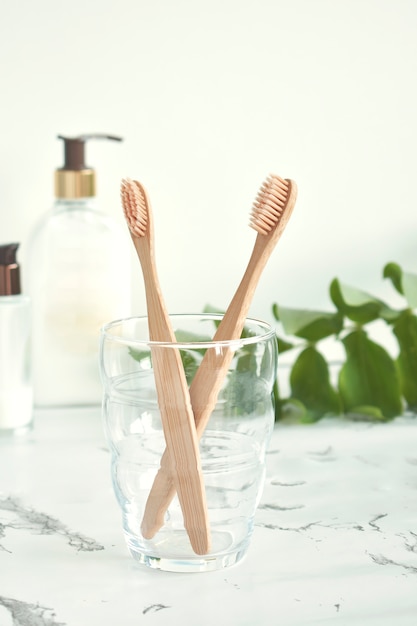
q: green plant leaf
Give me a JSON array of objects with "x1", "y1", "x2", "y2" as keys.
[
  {"x1": 203, "y1": 303, "x2": 224, "y2": 315},
  {"x1": 273, "y1": 304, "x2": 344, "y2": 341},
  {"x1": 392, "y1": 310, "x2": 417, "y2": 410},
  {"x1": 402, "y1": 271, "x2": 417, "y2": 308},
  {"x1": 174, "y1": 329, "x2": 211, "y2": 345},
  {"x1": 276, "y1": 335, "x2": 295, "y2": 354},
  {"x1": 330, "y1": 278, "x2": 397, "y2": 324},
  {"x1": 272, "y1": 303, "x2": 280, "y2": 321},
  {"x1": 339, "y1": 329, "x2": 403, "y2": 419},
  {"x1": 344, "y1": 405, "x2": 387, "y2": 421},
  {"x1": 276, "y1": 398, "x2": 310, "y2": 423},
  {"x1": 384, "y1": 262, "x2": 417, "y2": 308},
  {"x1": 203, "y1": 304, "x2": 256, "y2": 338},
  {"x1": 128, "y1": 347, "x2": 151, "y2": 364},
  {"x1": 220, "y1": 333, "x2": 276, "y2": 416},
  {"x1": 202, "y1": 303, "x2": 224, "y2": 330},
  {"x1": 383, "y1": 262, "x2": 404, "y2": 295},
  {"x1": 222, "y1": 369, "x2": 269, "y2": 417},
  {"x1": 289, "y1": 346, "x2": 342, "y2": 421},
  {"x1": 178, "y1": 350, "x2": 201, "y2": 385}
]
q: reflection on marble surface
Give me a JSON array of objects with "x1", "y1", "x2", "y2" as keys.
[{"x1": 0, "y1": 408, "x2": 416, "y2": 625}]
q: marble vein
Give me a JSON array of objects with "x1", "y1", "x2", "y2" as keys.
[
  {"x1": 307, "y1": 445, "x2": 334, "y2": 457},
  {"x1": 368, "y1": 553, "x2": 417, "y2": 574},
  {"x1": 142, "y1": 604, "x2": 171, "y2": 614},
  {"x1": 0, "y1": 596, "x2": 66, "y2": 626},
  {"x1": 0, "y1": 521, "x2": 11, "y2": 553},
  {"x1": 0, "y1": 496, "x2": 104, "y2": 552},
  {"x1": 256, "y1": 514, "x2": 402, "y2": 538},
  {"x1": 270, "y1": 479, "x2": 306, "y2": 487},
  {"x1": 258, "y1": 502, "x2": 304, "y2": 511},
  {"x1": 368, "y1": 513, "x2": 388, "y2": 532},
  {"x1": 257, "y1": 520, "x2": 321, "y2": 532},
  {"x1": 404, "y1": 531, "x2": 417, "y2": 553}
]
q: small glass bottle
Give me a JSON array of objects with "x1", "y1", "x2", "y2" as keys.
[{"x1": 0, "y1": 243, "x2": 32, "y2": 434}]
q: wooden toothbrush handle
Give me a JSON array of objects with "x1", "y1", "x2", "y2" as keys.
[
  {"x1": 138, "y1": 246, "x2": 211, "y2": 554},
  {"x1": 141, "y1": 243, "x2": 269, "y2": 539},
  {"x1": 141, "y1": 346, "x2": 236, "y2": 540},
  {"x1": 150, "y1": 345, "x2": 210, "y2": 555}
]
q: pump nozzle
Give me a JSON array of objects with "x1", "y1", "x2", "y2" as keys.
[
  {"x1": 55, "y1": 134, "x2": 123, "y2": 199},
  {"x1": 0, "y1": 243, "x2": 21, "y2": 296}
]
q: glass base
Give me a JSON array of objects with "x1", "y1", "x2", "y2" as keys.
[{"x1": 127, "y1": 530, "x2": 250, "y2": 573}]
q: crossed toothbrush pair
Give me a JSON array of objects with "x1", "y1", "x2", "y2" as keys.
[{"x1": 121, "y1": 175, "x2": 297, "y2": 555}]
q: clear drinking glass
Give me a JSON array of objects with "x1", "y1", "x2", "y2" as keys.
[{"x1": 99, "y1": 314, "x2": 277, "y2": 573}]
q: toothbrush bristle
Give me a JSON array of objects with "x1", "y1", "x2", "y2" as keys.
[
  {"x1": 250, "y1": 175, "x2": 290, "y2": 236},
  {"x1": 121, "y1": 178, "x2": 148, "y2": 237}
]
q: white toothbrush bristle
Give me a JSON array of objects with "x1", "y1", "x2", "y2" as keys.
[
  {"x1": 121, "y1": 178, "x2": 148, "y2": 237},
  {"x1": 250, "y1": 175, "x2": 290, "y2": 235}
]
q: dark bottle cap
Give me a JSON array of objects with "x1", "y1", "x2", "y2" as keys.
[{"x1": 0, "y1": 243, "x2": 21, "y2": 296}]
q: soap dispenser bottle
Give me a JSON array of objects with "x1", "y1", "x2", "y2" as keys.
[
  {"x1": 26, "y1": 134, "x2": 131, "y2": 407},
  {"x1": 0, "y1": 243, "x2": 32, "y2": 432}
]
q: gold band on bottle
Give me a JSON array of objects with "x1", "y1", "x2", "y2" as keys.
[{"x1": 54, "y1": 169, "x2": 96, "y2": 199}]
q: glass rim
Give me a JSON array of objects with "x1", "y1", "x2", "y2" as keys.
[{"x1": 100, "y1": 313, "x2": 276, "y2": 349}]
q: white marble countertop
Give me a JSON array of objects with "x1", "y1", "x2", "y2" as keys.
[{"x1": 0, "y1": 408, "x2": 416, "y2": 625}]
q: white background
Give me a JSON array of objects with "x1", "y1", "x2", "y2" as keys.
[{"x1": 1, "y1": 0, "x2": 416, "y2": 325}]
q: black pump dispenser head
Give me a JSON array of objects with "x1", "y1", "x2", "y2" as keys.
[
  {"x1": 0, "y1": 243, "x2": 21, "y2": 296},
  {"x1": 55, "y1": 134, "x2": 123, "y2": 199}
]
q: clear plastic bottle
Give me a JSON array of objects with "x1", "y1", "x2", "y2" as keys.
[
  {"x1": 26, "y1": 134, "x2": 131, "y2": 407},
  {"x1": 0, "y1": 243, "x2": 32, "y2": 433}
]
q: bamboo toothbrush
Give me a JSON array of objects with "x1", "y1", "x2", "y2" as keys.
[
  {"x1": 141, "y1": 174, "x2": 297, "y2": 539},
  {"x1": 120, "y1": 178, "x2": 210, "y2": 555}
]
